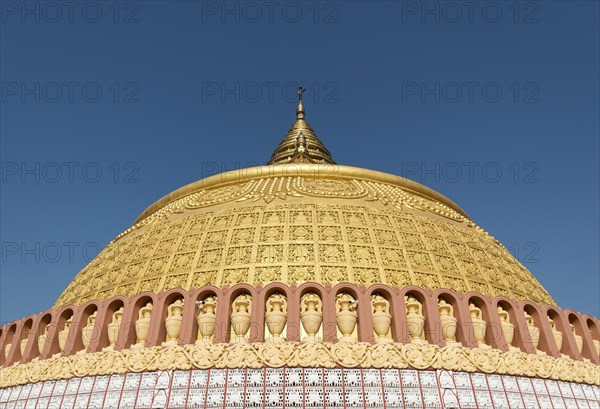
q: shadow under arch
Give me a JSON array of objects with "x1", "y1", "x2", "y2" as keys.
[
  {"x1": 433, "y1": 289, "x2": 468, "y2": 347},
  {"x1": 366, "y1": 284, "x2": 400, "y2": 343},
  {"x1": 121, "y1": 292, "x2": 159, "y2": 349},
  {"x1": 494, "y1": 297, "x2": 526, "y2": 352},
  {"x1": 188, "y1": 285, "x2": 222, "y2": 344},
  {"x1": 332, "y1": 283, "x2": 361, "y2": 342},
  {"x1": 220, "y1": 284, "x2": 258, "y2": 343},
  {"x1": 400, "y1": 286, "x2": 435, "y2": 345},
  {"x1": 466, "y1": 293, "x2": 502, "y2": 349}
]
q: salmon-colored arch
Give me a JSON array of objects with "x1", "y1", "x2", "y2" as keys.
[{"x1": 2, "y1": 283, "x2": 598, "y2": 367}]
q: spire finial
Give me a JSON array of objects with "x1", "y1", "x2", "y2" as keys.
[{"x1": 296, "y1": 86, "x2": 305, "y2": 120}]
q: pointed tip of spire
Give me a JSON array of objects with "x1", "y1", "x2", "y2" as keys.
[{"x1": 296, "y1": 86, "x2": 305, "y2": 120}]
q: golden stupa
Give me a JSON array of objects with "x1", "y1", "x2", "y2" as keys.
[
  {"x1": 55, "y1": 96, "x2": 552, "y2": 308},
  {"x1": 1, "y1": 92, "x2": 598, "y2": 408}
]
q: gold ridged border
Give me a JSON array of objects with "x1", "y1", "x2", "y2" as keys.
[{"x1": 1, "y1": 342, "x2": 598, "y2": 388}]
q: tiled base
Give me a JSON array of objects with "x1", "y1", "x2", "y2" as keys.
[{"x1": 1, "y1": 368, "x2": 598, "y2": 409}]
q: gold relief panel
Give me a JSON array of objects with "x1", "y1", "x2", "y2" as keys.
[
  {"x1": 433, "y1": 255, "x2": 459, "y2": 274},
  {"x1": 288, "y1": 225, "x2": 311, "y2": 241},
  {"x1": 288, "y1": 265, "x2": 314, "y2": 283},
  {"x1": 349, "y1": 245, "x2": 376, "y2": 265},
  {"x1": 257, "y1": 245, "x2": 284, "y2": 263},
  {"x1": 458, "y1": 230, "x2": 480, "y2": 246},
  {"x1": 134, "y1": 243, "x2": 156, "y2": 260},
  {"x1": 287, "y1": 244, "x2": 315, "y2": 263},
  {"x1": 139, "y1": 277, "x2": 162, "y2": 292},
  {"x1": 231, "y1": 227, "x2": 256, "y2": 245},
  {"x1": 150, "y1": 225, "x2": 168, "y2": 240},
  {"x1": 164, "y1": 222, "x2": 186, "y2": 237},
  {"x1": 406, "y1": 251, "x2": 434, "y2": 271},
  {"x1": 98, "y1": 276, "x2": 111, "y2": 291},
  {"x1": 103, "y1": 257, "x2": 116, "y2": 271},
  {"x1": 413, "y1": 272, "x2": 441, "y2": 289},
  {"x1": 436, "y1": 222, "x2": 459, "y2": 240},
  {"x1": 393, "y1": 215, "x2": 416, "y2": 231},
  {"x1": 225, "y1": 246, "x2": 251, "y2": 265},
  {"x1": 346, "y1": 227, "x2": 371, "y2": 244},
  {"x1": 487, "y1": 254, "x2": 504, "y2": 269},
  {"x1": 373, "y1": 229, "x2": 399, "y2": 246},
  {"x1": 191, "y1": 270, "x2": 217, "y2": 288},
  {"x1": 125, "y1": 262, "x2": 146, "y2": 279},
  {"x1": 425, "y1": 236, "x2": 448, "y2": 253},
  {"x1": 384, "y1": 269, "x2": 412, "y2": 287},
  {"x1": 478, "y1": 264, "x2": 496, "y2": 282},
  {"x1": 79, "y1": 283, "x2": 94, "y2": 298},
  {"x1": 155, "y1": 238, "x2": 177, "y2": 255},
  {"x1": 447, "y1": 241, "x2": 471, "y2": 258},
  {"x1": 177, "y1": 234, "x2": 202, "y2": 252},
  {"x1": 442, "y1": 276, "x2": 468, "y2": 293},
  {"x1": 493, "y1": 270, "x2": 512, "y2": 288},
  {"x1": 379, "y1": 248, "x2": 407, "y2": 269},
  {"x1": 114, "y1": 247, "x2": 135, "y2": 265},
  {"x1": 320, "y1": 266, "x2": 348, "y2": 284},
  {"x1": 318, "y1": 225, "x2": 342, "y2": 242},
  {"x1": 172, "y1": 252, "x2": 195, "y2": 271},
  {"x1": 186, "y1": 218, "x2": 209, "y2": 233},
  {"x1": 116, "y1": 283, "x2": 137, "y2": 297},
  {"x1": 457, "y1": 260, "x2": 480, "y2": 278},
  {"x1": 255, "y1": 266, "x2": 282, "y2": 284},
  {"x1": 514, "y1": 277, "x2": 529, "y2": 294},
  {"x1": 147, "y1": 256, "x2": 170, "y2": 275},
  {"x1": 164, "y1": 273, "x2": 190, "y2": 290},
  {"x1": 317, "y1": 210, "x2": 339, "y2": 224},
  {"x1": 318, "y1": 244, "x2": 345, "y2": 263},
  {"x1": 236, "y1": 212, "x2": 259, "y2": 226},
  {"x1": 367, "y1": 213, "x2": 390, "y2": 228},
  {"x1": 210, "y1": 215, "x2": 234, "y2": 229},
  {"x1": 290, "y1": 210, "x2": 313, "y2": 224},
  {"x1": 262, "y1": 211, "x2": 285, "y2": 224},
  {"x1": 353, "y1": 267, "x2": 380, "y2": 286},
  {"x1": 107, "y1": 268, "x2": 123, "y2": 283},
  {"x1": 470, "y1": 247, "x2": 490, "y2": 263},
  {"x1": 416, "y1": 220, "x2": 439, "y2": 236},
  {"x1": 204, "y1": 230, "x2": 228, "y2": 247},
  {"x1": 342, "y1": 212, "x2": 366, "y2": 225},
  {"x1": 260, "y1": 226, "x2": 284, "y2": 242},
  {"x1": 97, "y1": 288, "x2": 115, "y2": 300},
  {"x1": 198, "y1": 248, "x2": 224, "y2": 267},
  {"x1": 470, "y1": 281, "x2": 492, "y2": 295},
  {"x1": 221, "y1": 268, "x2": 249, "y2": 287},
  {"x1": 400, "y1": 232, "x2": 426, "y2": 251}
]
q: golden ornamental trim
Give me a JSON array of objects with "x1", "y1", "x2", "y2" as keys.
[{"x1": 1, "y1": 342, "x2": 598, "y2": 388}]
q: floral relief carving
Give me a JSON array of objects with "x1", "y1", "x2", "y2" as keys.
[
  {"x1": 55, "y1": 194, "x2": 555, "y2": 308},
  {"x1": 1, "y1": 342, "x2": 597, "y2": 389}
]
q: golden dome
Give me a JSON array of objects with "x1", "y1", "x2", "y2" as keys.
[{"x1": 54, "y1": 101, "x2": 554, "y2": 308}]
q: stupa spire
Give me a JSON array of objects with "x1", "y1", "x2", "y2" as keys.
[
  {"x1": 296, "y1": 86, "x2": 305, "y2": 119},
  {"x1": 267, "y1": 85, "x2": 335, "y2": 165}
]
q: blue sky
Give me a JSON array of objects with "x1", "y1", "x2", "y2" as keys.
[{"x1": 1, "y1": 1, "x2": 598, "y2": 324}]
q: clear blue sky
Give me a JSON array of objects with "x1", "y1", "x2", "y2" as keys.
[{"x1": 1, "y1": 1, "x2": 598, "y2": 324}]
